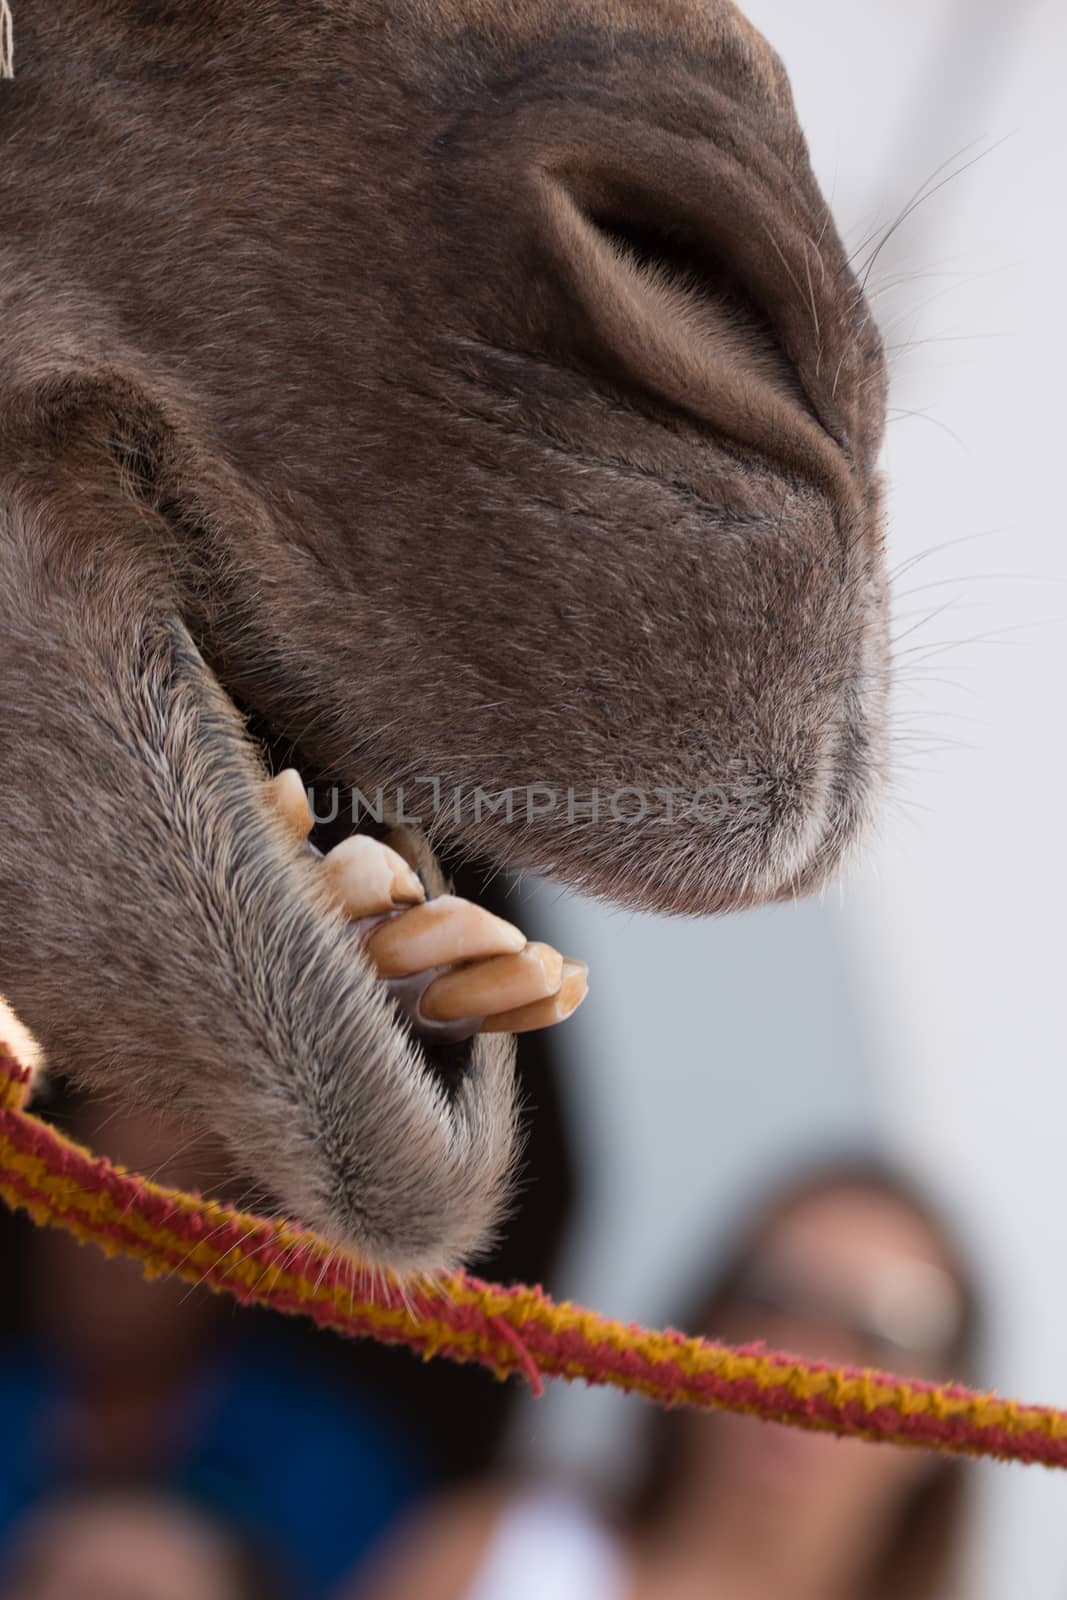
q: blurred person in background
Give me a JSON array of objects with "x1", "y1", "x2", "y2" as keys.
[
  {"x1": 351, "y1": 1158, "x2": 981, "y2": 1600},
  {"x1": 0, "y1": 1489, "x2": 278, "y2": 1600},
  {"x1": 0, "y1": 1090, "x2": 429, "y2": 1599}
]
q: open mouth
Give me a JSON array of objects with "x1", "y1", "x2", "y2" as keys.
[
  {"x1": 238, "y1": 699, "x2": 393, "y2": 853},
  {"x1": 235, "y1": 697, "x2": 587, "y2": 1074}
]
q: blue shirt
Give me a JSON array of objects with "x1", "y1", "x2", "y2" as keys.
[{"x1": 0, "y1": 1335, "x2": 429, "y2": 1598}]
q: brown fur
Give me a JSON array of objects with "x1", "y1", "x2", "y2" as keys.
[{"x1": 0, "y1": 0, "x2": 889, "y2": 1270}]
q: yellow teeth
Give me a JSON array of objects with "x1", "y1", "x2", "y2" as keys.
[
  {"x1": 381, "y1": 826, "x2": 422, "y2": 872},
  {"x1": 365, "y1": 895, "x2": 526, "y2": 978},
  {"x1": 420, "y1": 942, "x2": 565, "y2": 1023},
  {"x1": 322, "y1": 834, "x2": 425, "y2": 918},
  {"x1": 266, "y1": 777, "x2": 589, "y2": 1039},
  {"x1": 480, "y1": 958, "x2": 589, "y2": 1034},
  {"x1": 268, "y1": 768, "x2": 314, "y2": 844}
]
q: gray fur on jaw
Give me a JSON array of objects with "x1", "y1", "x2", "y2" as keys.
[{"x1": 0, "y1": 485, "x2": 518, "y2": 1274}]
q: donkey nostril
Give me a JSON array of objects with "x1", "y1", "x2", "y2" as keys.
[
  {"x1": 589, "y1": 212, "x2": 726, "y2": 290},
  {"x1": 537, "y1": 165, "x2": 844, "y2": 496},
  {"x1": 589, "y1": 210, "x2": 762, "y2": 324},
  {"x1": 585, "y1": 204, "x2": 806, "y2": 409}
]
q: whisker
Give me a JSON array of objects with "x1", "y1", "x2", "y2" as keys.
[
  {"x1": 895, "y1": 572, "x2": 1067, "y2": 598},
  {"x1": 885, "y1": 407, "x2": 969, "y2": 450},
  {"x1": 891, "y1": 598, "x2": 967, "y2": 647},
  {"x1": 895, "y1": 619, "x2": 1066, "y2": 671},
  {"x1": 887, "y1": 527, "x2": 1010, "y2": 583},
  {"x1": 857, "y1": 136, "x2": 1013, "y2": 292}
]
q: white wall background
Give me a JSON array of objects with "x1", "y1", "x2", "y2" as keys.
[{"x1": 514, "y1": 5, "x2": 1067, "y2": 1594}]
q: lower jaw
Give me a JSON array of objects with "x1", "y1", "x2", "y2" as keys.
[{"x1": 243, "y1": 705, "x2": 496, "y2": 1082}]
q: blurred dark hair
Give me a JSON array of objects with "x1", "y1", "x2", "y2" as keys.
[
  {"x1": 623, "y1": 1153, "x2": 982, "y2": 1600},
  {"x1": 0, "y1": 1486, "x2": 287, "y2": 1600}
]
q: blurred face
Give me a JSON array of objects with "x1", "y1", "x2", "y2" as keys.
[
  {"x1": 695, "y1": 1186, "x2": 964, "y2": 1522},
  {"x1": 4, "y1": 1498, "x2": 245, "y2": 1600},
  {"x1": 28, "y1": 1105, "x2": 232, "y2": 1380}
]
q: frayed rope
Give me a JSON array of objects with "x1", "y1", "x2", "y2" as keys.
[{"x1": 2, "y1": 1046, "x2": 1067, "y2": 1468}]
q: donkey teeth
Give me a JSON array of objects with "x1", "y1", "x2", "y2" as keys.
[
  {"x1": 268, "y1": 767, "x2": 314, "y2": 844},
  {"x1": 420, "y1": 942, "x2": 565, "y2": 1024},
  {"x1": 381, "y1": 826, "x2": 421, "y2": 872},
  {"x1": 364, "y1": 894, "x2": 526, "y2": 978},
  {"x1": 480, "y1": 958, "x2": 589, "y2": 1035},
  {"x1": 322, "y1": 833, "x2": 426, "y2": 918}
]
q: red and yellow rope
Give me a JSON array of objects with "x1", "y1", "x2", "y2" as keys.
[{"x1": 2, "y1": 1047, "x2": 1065, "y2": 1468}]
